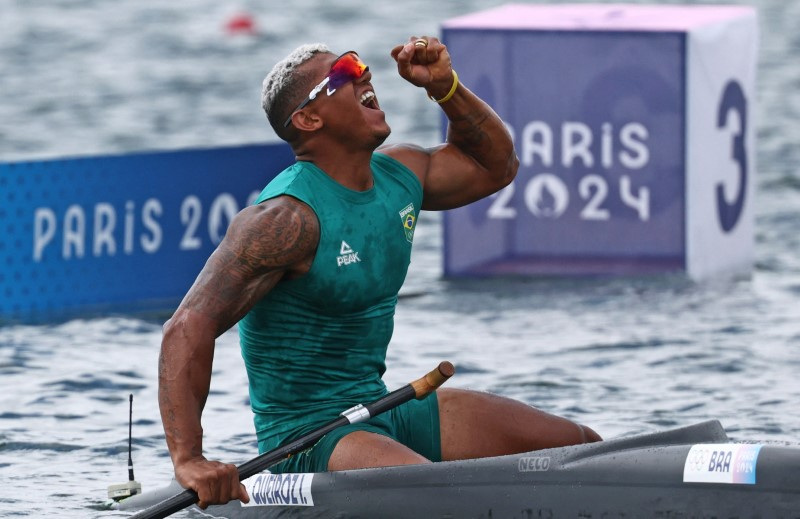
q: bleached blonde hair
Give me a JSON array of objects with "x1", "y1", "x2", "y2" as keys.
[{"x1": 261, "y1": 43, "x2": 332, "y2": 138}]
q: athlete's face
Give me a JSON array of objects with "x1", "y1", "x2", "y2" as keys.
[{"x1": 302, "y1": 52, "x2": 391, "y2": 148}]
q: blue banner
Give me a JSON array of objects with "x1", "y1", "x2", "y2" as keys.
[{"x1": 0, "y1": 142, "x2": 295, "y2": 323}]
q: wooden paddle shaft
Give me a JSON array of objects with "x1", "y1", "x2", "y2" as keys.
[{"x1": 411, "y1": 361, "x2": 456, "y2": 399}]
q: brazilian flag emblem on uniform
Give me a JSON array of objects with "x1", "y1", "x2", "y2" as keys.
[{"x1": 398, "y1": 202, "x2": 416, "y2": 243}]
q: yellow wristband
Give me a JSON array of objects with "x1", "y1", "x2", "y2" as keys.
[{"x1": 428, "y1": 70, "x2": 459, "y2": 104}]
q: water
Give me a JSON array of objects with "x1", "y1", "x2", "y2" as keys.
[{"x1": 1, "y1": 0, "x2": 799, "y2": 517}]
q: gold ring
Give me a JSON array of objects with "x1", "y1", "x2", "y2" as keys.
[{"x1": 414, "y1": 38, "x2": 428, "y2": 48}]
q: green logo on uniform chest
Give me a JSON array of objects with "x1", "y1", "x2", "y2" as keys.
[{"x1": 399, "y1": 203, "x2": 416, "y2": 243}]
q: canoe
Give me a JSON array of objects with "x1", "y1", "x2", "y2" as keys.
[{"x1": 115, "y1": 420, "x2": 800, "y2": 518}]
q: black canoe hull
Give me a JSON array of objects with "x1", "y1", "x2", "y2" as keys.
[{"x1": 117, "y1": 420, "x2": 800, "y2": 518}]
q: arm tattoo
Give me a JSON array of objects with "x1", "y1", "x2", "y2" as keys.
[
  {"x1": 448, "y1": 109, "x2": 493, "y2": 155},
  {"x1": 182, "y1": 198, "x2": 318, "y2": 328}
]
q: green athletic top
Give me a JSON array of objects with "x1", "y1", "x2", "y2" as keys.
[{"x1": 238, "y1": 152, "x2": 423, "y2": 450}]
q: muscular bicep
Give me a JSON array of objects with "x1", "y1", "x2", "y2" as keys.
[
  {"x1": 177, "y1": 196, "x2": 319, "y2": 335},
  {"x1": 424, "y1": 143, "x2": 512, "y2": 210},
  {"x1": 381, "y1": 143, "x2": 512, "y2": 211}
]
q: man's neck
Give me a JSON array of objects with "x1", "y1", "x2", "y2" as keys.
[{"x1": 294, "y1": 142, "x2": 375, "y2": 192}]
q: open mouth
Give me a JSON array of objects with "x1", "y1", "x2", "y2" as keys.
[{"x1": 360, "y1": 90, "x2": 380, "y2": 110}]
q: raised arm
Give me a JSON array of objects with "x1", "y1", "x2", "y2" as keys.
[
  {"x1": 384, "y1": 36, "x2": 519, "y2": 210},
  {"x1": 158, "y1": 196, "x2": 319, "y2": 507}
]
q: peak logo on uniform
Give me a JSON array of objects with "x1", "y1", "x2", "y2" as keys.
[
  {"x1": 337, "y1": 241, "x2": 361, "y2": 267},
  {"x1": 399, "y1": 203, "x2": 416, "y2": 243}
]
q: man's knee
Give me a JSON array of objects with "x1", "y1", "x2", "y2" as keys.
[{"x1": 580, "y1": 424, "x2": 603, "y2": 443}]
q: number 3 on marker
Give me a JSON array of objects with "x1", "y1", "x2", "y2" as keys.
[{"x1": 716, "y1": 80, "x2": 748, "y2": 233}]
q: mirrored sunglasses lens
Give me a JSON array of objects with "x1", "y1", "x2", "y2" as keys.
[{"x1": 327, "y1": 54, "x2": 367, "y2": 90}]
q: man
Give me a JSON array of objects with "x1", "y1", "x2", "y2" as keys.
[{"x1": 158, "y1": 35, "x2": 601, "y2": 508}]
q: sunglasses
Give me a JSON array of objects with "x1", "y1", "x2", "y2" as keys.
[{"x1": 283, "y1": 51, "x2": 369, "y2": 128}]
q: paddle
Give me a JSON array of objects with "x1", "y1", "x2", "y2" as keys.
[{"x1": 129, "y1": 361, "x2": 455, "y2": 519}]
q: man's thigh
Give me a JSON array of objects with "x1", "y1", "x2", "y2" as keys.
[
  {"x1": 328, "y1": 430, "x2": 431, "y2": 471},
  {"x1": 437, "y1": 387, "x2": 600, "y2": 460},
  {"x1": 269, "y1": 422, "x2": 391, "y2": 473}
]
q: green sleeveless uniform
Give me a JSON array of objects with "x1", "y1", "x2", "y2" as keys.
[{"x1": 238, "y1": 153, "x2": 440, "y2": 472}]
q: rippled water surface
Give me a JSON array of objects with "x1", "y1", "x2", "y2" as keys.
[{"x1": 1, "y1": 0, "x2": 799, "y2": 517}]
